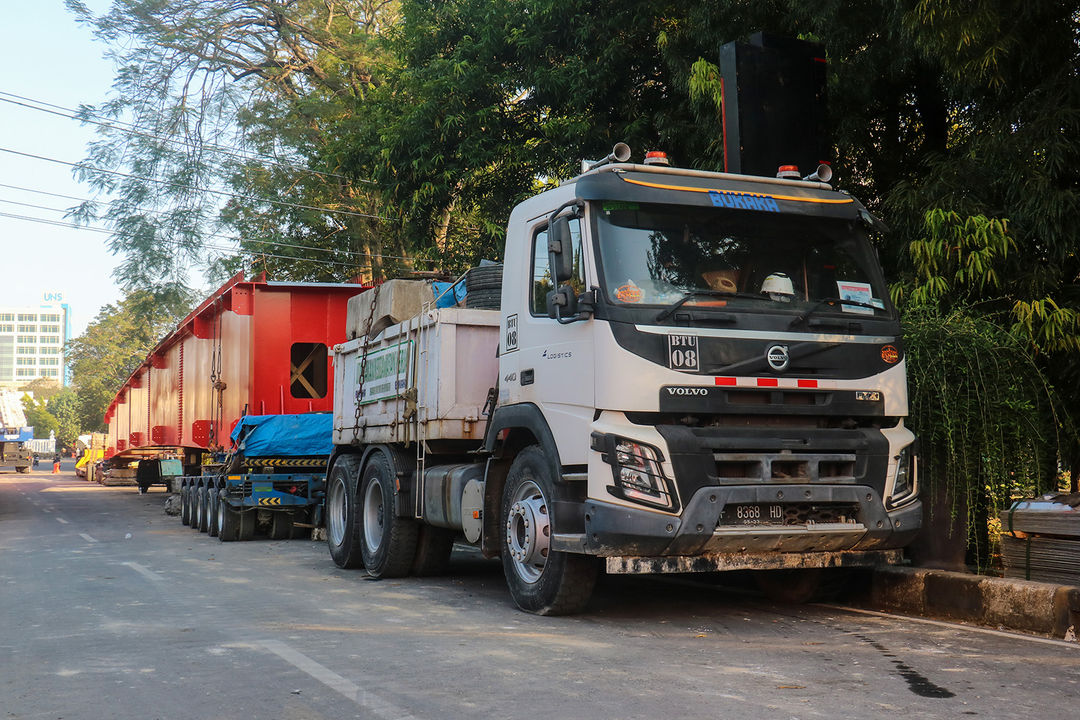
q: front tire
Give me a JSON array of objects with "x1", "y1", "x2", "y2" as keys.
[
  {"x1": 326, "y1": 456, "x2": 364, "y2": 568},
  {"x1": 500, "y1": 446, "x2": 598, "y2": 615},
  {"x1": 359, "y1": 449, "x2": 418, "y2": 578}
]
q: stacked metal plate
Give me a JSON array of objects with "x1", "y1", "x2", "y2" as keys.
[{"x1": 1000, "y1": 494, "x2": 1080, "y2": 585}]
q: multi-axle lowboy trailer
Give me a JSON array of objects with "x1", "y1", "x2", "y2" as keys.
[{"x1": 179, "y1": 414, "x2": 331, "y2": 541}]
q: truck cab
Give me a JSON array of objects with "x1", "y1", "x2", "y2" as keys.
[{"x1": 486, "y1": 157, "x2": 919, "y2": 606}]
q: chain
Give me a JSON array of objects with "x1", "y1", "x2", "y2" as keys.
[{"x1": 352, "y1": 282, "x2": 381, "y2": 442}]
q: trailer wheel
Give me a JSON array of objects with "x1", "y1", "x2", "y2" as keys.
[
  {"x1": 237, "y1": 509, "x2": 256, "y2": 541},
  {"x1": 500, "y1": 445, "x2": 598, "y2": 615},
  {"x1": 326, "y1": 457, "x2": 364, "y2": 568},
  {"x1": 217, "y1": 492, "x2": 239, "y2": 541},
  {"x1": 359, "y1": 450, "x2": 418, "y2": 578},
  {"x1": 269, "y1": 511, "x2": 293, "y2": 540},
  {"x1": 180, "y1": 483, "x2": 191, "y2": 526},
  {"x1": 197, "y1": 486, "x2": 211, "y2": 533},
  {"x1": 207, "y1": 486, "x2": 220, "y2": 538},
  {"x1": 411, "y1": 525, "x2": 456, "y2": 576}
]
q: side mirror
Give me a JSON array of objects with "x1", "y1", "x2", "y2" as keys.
[
  {"x1": 546, "y1": 285, "x2": 578, "y2": 319},
  {"x1": 547, "y1": 216, "x2": 575, "y2": 284}
]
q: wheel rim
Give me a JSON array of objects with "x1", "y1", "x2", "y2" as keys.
[
  {"x1": 505, "y1": 479, "x2": 551, "y2": 584},
  {"x1": 363, "y1": 476, "x2": 384, "y2": 552},
  {"x1": 327, "y1": 474, "x2": 347, "y2": 547}
]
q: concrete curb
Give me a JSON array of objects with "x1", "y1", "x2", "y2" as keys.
[{"x1": 863, "y1": 566, "x2": 1080, "y2": 639}]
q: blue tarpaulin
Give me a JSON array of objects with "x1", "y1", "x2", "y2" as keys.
[
  {"x1": 229, "y1": 414, "x2": 333, "y2": 458},
  {"x1": 432, "y1": 280, "x2": 467, "y2": 308}
]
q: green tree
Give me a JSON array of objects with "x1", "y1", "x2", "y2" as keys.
[
  {"x1": 22, "y1": 395, "x2": 58, "y2": 440},
  {"x1": 67, "y1": 0, "x2": 401, "y2": 288},
  {"x1": 46, "y1": 390, "x2": 83, "y2": 449},
  {"x1": 66, "y1": 290, "x2": 192, "y2": 432}
]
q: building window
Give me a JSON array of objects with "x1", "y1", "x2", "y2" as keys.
[
  {"x1": 41, "y1": 314, "x2": 60, "y2": 322},
  {"x1": 40, "y1": 324, "x2": 59, "y2": 333},
  {"x1": 39, "y1": 357, "x2": 58, "y2": 366},
  {"x1": 17, "y1": 324, "x2": 36, "y2": 333},
  {"x1": 39, "y1": 335, "x2": 59, "y2": 345},
  {"x1": 290, "y1": 343, "x2": 328, "y2": 399},
  {"x1": 16, "y1": 335, "x2": 34, "y2": 344},
  {"x1": 0, "y1": 313, "x2": 13, "y2": 322},
  {"x1": 15, "y1": 368, "x2": 35, "y2": 378},
  {"x1": 16, "y1": 357, "x2": 35, "y2": 366},
  {"x1": 39, "y1": 347, "x2": 60, "y2": 355},
  {"x1": 17, "y1": 347, "x2": 35, "y2": 355},
  {"x1": 0, "y1": 324, "x2": 13, "y2": 333},
  {"x1": 41, "y1": 369, "x2": 58, "y2": 378},
  {"x1": 17, "y1": 314, "x2": 37, "y2": 322}
]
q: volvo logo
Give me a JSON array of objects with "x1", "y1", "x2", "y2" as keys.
[
  {"x1": 766, "y1": 344, "x2": 790, "y2": 372},
  {"x1": 666, "y1": 387, "x2": 709, "y2": 396}
]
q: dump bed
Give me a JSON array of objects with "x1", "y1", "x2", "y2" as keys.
[{"x1": 332, "y1": 307, "x2": 500, "y2": 446}]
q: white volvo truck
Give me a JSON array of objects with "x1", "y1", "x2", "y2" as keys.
[{"x1": 326, "y1": 147, "x2": 920, "y2": 614}]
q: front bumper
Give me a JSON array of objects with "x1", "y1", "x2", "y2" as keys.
[{"x1": 574, "y1": 484, "x2": 921, "y2": 558}]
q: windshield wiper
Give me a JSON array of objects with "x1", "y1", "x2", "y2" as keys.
[
  {"x1": 789, "y1": 296, "x2": 881, "y2": 328},
  {"x1": 655, "y1": 289, "x2": 768, "y2": 322}
]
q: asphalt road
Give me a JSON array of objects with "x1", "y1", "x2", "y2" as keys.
[{"x1": 2, "y1": 470, "x2": 1078, "y2": 720}]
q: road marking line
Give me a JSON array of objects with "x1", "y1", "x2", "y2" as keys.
[
  {"x1": 260, "y1": 639, "x2": 419, "y2": 720},
  {"x1": 822, "y1": 604, "x2": 1080, "y2": 650},
  {"x1": 56, "y1": 517, "x2": 69, "y2": 524},
  {"x1": 122, "y1": 561, "x2": 165, "y2": 583},
  {"x1": 79, "y1": 533, "x2": 97, "y2": 543}
]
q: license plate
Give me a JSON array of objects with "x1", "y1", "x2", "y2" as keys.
[{"x1": 718, "y1": 503, "x2": 786, "y2": 526}]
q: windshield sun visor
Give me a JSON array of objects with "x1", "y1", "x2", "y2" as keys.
[{"x1": 574, "y1": 170, "x2": 860, "y2": 220}]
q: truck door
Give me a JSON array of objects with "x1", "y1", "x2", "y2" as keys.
[{"x1": 504, "y1": 215, "x2": 595, "y2": 466}]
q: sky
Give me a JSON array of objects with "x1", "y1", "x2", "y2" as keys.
[{"x1": 0, "y1": 1, "x2": 200, "y2": 337}]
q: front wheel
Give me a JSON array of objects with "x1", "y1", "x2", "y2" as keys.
[
  {"x1": 326, "y1": 457, "x2": 364, "y2": 568},
  {"x1": 500, "y1": 446, "x2": 598, "y2": 615}
]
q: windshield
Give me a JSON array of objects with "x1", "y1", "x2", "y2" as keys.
[{"x1": 593, "y1": 201, "x2": 890, "y2": 318}]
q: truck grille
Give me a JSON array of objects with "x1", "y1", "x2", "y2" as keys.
[{"x1": 713, "y1": 452, "x2": 856, "y2": 483}]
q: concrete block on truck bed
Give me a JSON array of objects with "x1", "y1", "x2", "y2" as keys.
[
  {"x1": 347, "y1": 280, "x2": 435, "y2": 340},
  {"x1": 333, "y1": 307, "x2": 500, "y2": 445}
]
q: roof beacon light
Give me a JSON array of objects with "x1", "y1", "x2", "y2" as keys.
[
  {"x1": 776, "y1": 165, "x2": 800, "y2": 179},
  {"x1": 644, "y1": 150, "x2": 670, "y2": 167},
  {"x1": 802, "y1": 163, "x2": 833, "y2": 183},
  {"x1": 582, "y1": 142, "x2": 632, "y2": 173}
]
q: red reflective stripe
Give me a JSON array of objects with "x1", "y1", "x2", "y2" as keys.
[
  {"x1": 715, "y1": 377, "x2": 737, "y2": 386},
  {"x1": 757, "y1": 378, "x2": 779, "y2": 387},
  {"x1": 797, "y1": 379, "x2": 818, "y2": 388}
]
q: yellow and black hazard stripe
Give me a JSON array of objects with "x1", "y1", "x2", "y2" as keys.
[
  {"x1": 257, "y1": 497, "x2": 283, "y2": 506},
  {"x1": 252, "y1": 458, "x2": 327, "y2": 468}
]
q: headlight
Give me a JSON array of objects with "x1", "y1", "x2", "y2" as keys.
[
  {"x1": 888, "y1": 444, "x2": 917, "y2": 508},
  {"x1": 594, "y1": 435, "x2": 677, "y2": 511}
]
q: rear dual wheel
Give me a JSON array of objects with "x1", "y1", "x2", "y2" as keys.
[
  {"x1": 359, "y1": 450, "x2": 418, "y2": 578},
  {"x1": 327, "y1": 457, "x2": 364, "y2": 568}
]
